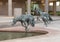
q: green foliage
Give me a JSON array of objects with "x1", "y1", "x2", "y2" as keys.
[
  {"x1": 49, "y1": 11, "x2": 53, "y2": 15},
  {"x1": 56, "y1": 11, "x2": 60, "y2": 16},
  {"x1": 49, "y1": 11, "x2": 60, "y2": 16}
]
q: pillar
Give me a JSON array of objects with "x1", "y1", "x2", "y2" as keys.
[
  {"x1": 8, "y1": 0, "x2": 12, "y2": 16},
  {"x1": 53, "y1": 1, "x2": 56, "y2": 15},
  {"x1": 27, "y1": 0, "x2": 31, "y2": 14},
  {"x1": 44, "y1": 0, "x2": 49, "y2": 13}
]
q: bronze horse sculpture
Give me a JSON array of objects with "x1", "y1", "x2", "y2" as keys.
[
  {"x1": 34, "y1": 7, "x2": 53, "y2": 26},
  {"x1": 12, "y1": 14, "x2": 35, "y2": 32}
]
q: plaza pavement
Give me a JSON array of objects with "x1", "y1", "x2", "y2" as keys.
[{"x1": 0, "y1": 16, "x2": 60, "y2": 42}]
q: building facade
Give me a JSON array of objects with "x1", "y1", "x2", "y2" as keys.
[{"x1": 0, "y1": 0, "x2": 57, "y2": 16}]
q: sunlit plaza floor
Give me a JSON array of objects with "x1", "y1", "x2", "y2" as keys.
[{"x1": 0, "y1": 16, "x2": 60, "y2": 42}]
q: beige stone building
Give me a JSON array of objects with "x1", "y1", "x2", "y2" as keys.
[{"x1": 0, "y1": 0, "x2": 58, "y2": 16}]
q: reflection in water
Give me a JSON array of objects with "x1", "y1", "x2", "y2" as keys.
[{"x1": 0, "y1": 31, "x2": 48, "y2": 41}]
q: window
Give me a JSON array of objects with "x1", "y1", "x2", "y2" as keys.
[
  {"x1": 49, "y1": 1, "x2": 60, "y2": 6},
  {"x1": 56, "y1": 1, "x2": 59, "y2": 6}
]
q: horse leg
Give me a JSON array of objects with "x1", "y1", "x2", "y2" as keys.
[
  {"x1": 37, "y1": 16, "x2": 41, "y2": 22},
  {"x1": 21, "y1": 21, "x2": 24, "y2": 26},
  {"x1": 44, "y1": 20, "x2": 47, "y2": 27},
  {"x1": 21, "y1": 21, "x2": 29, "y2": 32},
  {"x1": 42, "y1": 17, "x2": 47, "y2": 27}
]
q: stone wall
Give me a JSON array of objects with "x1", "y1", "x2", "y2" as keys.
[
  {"x1": 0, "y1": 0, "x2": 26, "y2": 16},
  {"x1": 12, "y1": 1, "x2": 26, "y2": 16},
  {"x1": 0, "y1": 2, "x2": 8, "y2": 16},
  {"x1": 56, "y1": 6, "x2": 60, "y2": 11}
]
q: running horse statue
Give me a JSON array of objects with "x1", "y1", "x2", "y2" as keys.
[
  {"x1": 12, "y1": 14, "x2": 35, "y2": 32},
  {"x1": 34, "y1": 7, "x2": 53, "y2": 26}
]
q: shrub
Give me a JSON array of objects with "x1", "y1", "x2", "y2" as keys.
[{"x1": 56, "y1": 11, "x2": 60, "y2": 16}]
